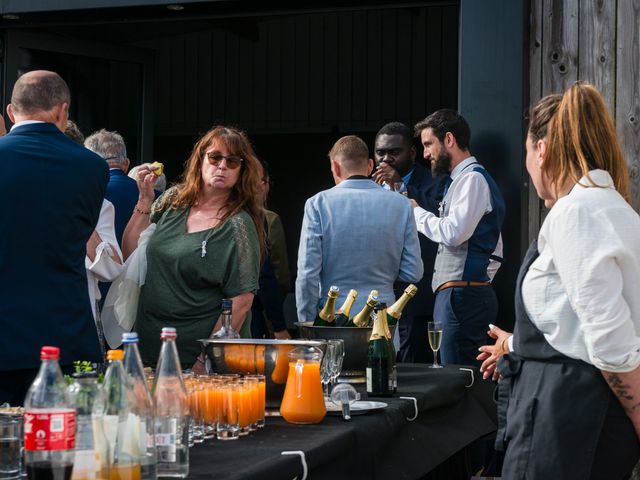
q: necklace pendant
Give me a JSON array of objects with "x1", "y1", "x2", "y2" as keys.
[{"x1": 201, "y1": 240, "x2": 207, "y2": 258}]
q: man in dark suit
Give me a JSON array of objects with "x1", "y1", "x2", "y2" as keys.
[
  {"x1": 84, "y1": 129, "x2": 138, "y2": 246},
  {"x1": 0, "y1": 70, "x2": 108, "y2": 405},
  {"x1": 373, "y1": 122, "x2": 447, "y2": 363}
]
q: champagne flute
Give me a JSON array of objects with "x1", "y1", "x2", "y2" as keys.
[
  {"x1": 428, "y1": 321, "x2": 443, "y2": 368},
  {"x1": 328, "y1": 339, "x2": 345, "y2": 386},
  {"x1": 321, "y1": 342, "x2": 336, "y2": 399},
  {"x1": 393, "y1": 181, "x2": 408, "y2": 196}
]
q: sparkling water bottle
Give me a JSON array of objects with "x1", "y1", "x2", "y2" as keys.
[
  {"x1": 153, "y1": 328, "x2": 189, "y2": 478},
  {"x1": 122, "y1": 333, "x2": 157, "y2": 480}
]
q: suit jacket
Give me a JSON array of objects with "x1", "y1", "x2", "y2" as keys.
[
  {"x1": 0, "y1": 123, "x2": 108, "y2": 370},
  {"x1": 395, "y1": 162, "x2": 448, "y2": 316},
  {"x1": 265, "y1": 209, "x2": 290, "y2": 300},
  {"x1": 105, "y1": 169, "x2": 139, "y2": 246},
  {"x1": 296, "y1": 178, "x2": 423, "y2": 322}
]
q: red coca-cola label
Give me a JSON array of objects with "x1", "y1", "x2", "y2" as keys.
[{"x1": 24, "y1": 409, "x2": 76, "y2": 451}]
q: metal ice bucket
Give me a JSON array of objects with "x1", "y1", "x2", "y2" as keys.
[{"x1": 295, "y1": 322, "x2": 396, "y2": 381}]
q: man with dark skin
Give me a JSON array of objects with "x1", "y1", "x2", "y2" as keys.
[{"x1": 372, "y1": 122, "x2": 447, "y2": 363}]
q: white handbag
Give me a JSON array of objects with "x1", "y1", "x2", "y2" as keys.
[{"x1": 101, "y1": 223, "x2": 157, "y2": 349}]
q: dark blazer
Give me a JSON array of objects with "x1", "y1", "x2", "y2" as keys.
[
  {"x1": 395, "y1": 162, "x2": 448, "y2": 315},
  {"x1": 105, "y1": 169, "x2": 139, "y2": 246},
  {"x1": 0, "y1": 122, "x2": 108, "y2": 370}
]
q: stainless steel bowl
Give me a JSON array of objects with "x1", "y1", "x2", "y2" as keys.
[
  {"x1": 198, "y1": 338, "x2": 326, "y2": 408},
  {"x1": 295, "y1": 322, "x2": 396, "y2": 380}
]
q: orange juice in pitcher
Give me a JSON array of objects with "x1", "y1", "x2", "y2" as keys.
[{"x1": 280, "y1": 346, "x2": 326, "y2": 424}]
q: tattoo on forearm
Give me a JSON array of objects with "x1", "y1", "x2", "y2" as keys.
[{"x1": 605, "y1": 373, "x2": 636, "y2": 407}]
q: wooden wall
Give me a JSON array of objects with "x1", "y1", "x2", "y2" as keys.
[
  {"x1": 136, "y1": 5, "x2": 459, "y2": 136},
  {"x1": 528, "y1": 0, "x2": 640, "y2": 241}
]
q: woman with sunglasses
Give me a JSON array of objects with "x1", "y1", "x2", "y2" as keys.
[{"x1": 123, "y1": 126, "x2": 265, "y2": 368}]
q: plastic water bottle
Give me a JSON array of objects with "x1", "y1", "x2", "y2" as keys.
[
  {"x1": 23, "y1": 346, "x2": 76, "y2": 480},
  {"x1": 102, "y1": 349, "x2": 141, "y2": 480},
  {"x1": 153, "y1": 328, "x2": 189, "y2": 478},
  {"x1": 122, "y1": 332, "x2": 157, "y2": 480}
]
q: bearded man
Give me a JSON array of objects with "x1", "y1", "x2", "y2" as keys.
[{"x1": 413, "y1": 109, "x2": 505, "y2": 367}]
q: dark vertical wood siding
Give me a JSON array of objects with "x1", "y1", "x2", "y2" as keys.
[
  {"x1": 140, "y1": 5, "x2": 458, "y2": 136},
  {"x1": 529, "y1": 0, "x2": 640, "y2": 244}
]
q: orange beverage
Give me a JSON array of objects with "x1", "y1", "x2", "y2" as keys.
[
  {"x1": 271, "y1": 345, "x2": 290, "y2": 385},
  {"x1": 237, "y1": 381, "x2": 253, "y2": 435},
  {"x1": 246, "y1": 374, "x2": 266, "y2": 428},
  {"x1": 109, "y1": 465, "x2": 141, "y2": 480},
  {"x1": 217, "y1": 382, "x2": 239, "y2": 440},
  {"x1": 280, "y1": 351, "x2": 326, "y2": 424},
  {"x1": 244, "y1": 377, "x2": 259, "y2": 430}
]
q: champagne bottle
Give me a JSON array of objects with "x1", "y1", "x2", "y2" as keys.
[
  {"x1": 366, "y1": 303, "x2": 392, "y2": 397},
  {"x1": 351, "y1": 290, "x2": 379, "y2": 327},
  {"x1": 334, "y1": 289, "x2": 358, "y2": 327},
  {"x1": 313, "y1": 286, "x2": 340, "y2": 326},
  {"x1": 386, "y1": 284, "x2": 418, "y2": 326},
  {"x1": 383, "y1": 316, "x2": 398, "y2": 393}
]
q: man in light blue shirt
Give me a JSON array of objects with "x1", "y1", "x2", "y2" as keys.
[{"x1": 295, "y1": 135, "x2": 423, "y2": 322}]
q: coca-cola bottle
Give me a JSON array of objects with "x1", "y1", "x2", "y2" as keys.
[{"x1": 23, "y1": 346, "x2": 76, "y2": 480}]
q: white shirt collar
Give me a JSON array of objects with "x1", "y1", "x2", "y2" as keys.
[
  {"x1": 450, "y1": 156, "x2": 477, "y2": 180},
  {"x1": 10, "y1": 120, "x2": 46, "y2": 131},
  {"x1": 567, "y1": 169, "x2": 615, "y2": 197}
]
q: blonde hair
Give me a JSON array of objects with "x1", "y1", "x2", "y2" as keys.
[
  {"x1": 170, "y1": 126, "x2": 266, "y2": 260},
  {"x1": 328, "y1": 135, "x2": 369, "y2": 172},
  {"x1": 542, "y1": 82, "x2": 630, "y2": 203}
]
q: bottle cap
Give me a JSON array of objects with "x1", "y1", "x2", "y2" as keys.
[
  {"x1": 40, "y1": 346, "x2": 60, "y2": 360},
  {"x1": 373, "y1": 302, "x2": 387, "y2": 312},
  {"x1": 161, "y1": 327, "x2": 177, "y2": 339},
  {"x1": 107, "y1": 350, "x2": 124, "y2": 361},
  {"x1": 221, "y1": 299, "x2": 232, "y2": 311},
  {"x1": 122, "y1": 332, "x2": 139, "y2": 344},
  {"x1": 329, "y1": 285, "x2": 340, "y2": 296}
]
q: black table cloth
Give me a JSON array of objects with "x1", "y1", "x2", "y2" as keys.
[{"x1": 188, "y1": 364, "x2": 497, "y2": 480}]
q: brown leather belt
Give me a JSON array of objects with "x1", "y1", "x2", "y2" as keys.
[{"x1": 436, "y1": 280, "x2": 491, "y2": 292}]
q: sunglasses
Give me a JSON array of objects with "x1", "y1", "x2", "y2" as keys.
[{"x1": 205, "y1": 152, "x2": 244, "y2": 169}]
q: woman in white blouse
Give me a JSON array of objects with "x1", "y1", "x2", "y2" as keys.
[{"x1": 479, "y1": 83, "x2": 640, "y2": 479}]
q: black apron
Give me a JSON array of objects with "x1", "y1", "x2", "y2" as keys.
[{"x1": 496, "y1": 240, "x2": 639, "y2": 480}]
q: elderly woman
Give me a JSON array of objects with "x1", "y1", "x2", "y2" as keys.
[
  {"x1": 479, "y1": 83, "x2": 640, "y2": 479},
  {"x1": 123, "y1": 126, "x2": 264, "y2": 368}
]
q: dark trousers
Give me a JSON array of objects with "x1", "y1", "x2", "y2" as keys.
[
  {"x1": 0, "y1": 368, "x2": 41, "y2": 406},
  {"x1": 434, "y1": 285, "x2": 497, "y2": 367},
  {"x1": 0, "y1": 366, "x2": 76, "y2": 406},
  {"x1": 397, "y1": 313, "x2": 434, "y2": 364}
]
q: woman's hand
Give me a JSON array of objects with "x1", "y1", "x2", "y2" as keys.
[
  {"x1": 191, "y1": 355, "x2": 207, "y2": 375},
  {"x1": 477, "y1": 324, "x2": 513, "y2": 380},
  {"x1": 135, "y1": 164, "x2": 159, "y2": 209}
]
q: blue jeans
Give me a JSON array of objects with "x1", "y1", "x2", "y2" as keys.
[{"x1": 433, "y1": 285, "x2": 498, "y2": 366}]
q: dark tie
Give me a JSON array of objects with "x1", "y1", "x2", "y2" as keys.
[{"x1": 443, "y1": 177, "x2": 453, "y2": 196}]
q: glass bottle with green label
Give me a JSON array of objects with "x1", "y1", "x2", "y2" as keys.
[{"x1": 366, "y1": 303, "x2": 392, "y2": 397}]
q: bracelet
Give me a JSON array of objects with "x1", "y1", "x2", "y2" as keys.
[{"x1": 134, "y1": 205, "x2": 151, "y2": 215}]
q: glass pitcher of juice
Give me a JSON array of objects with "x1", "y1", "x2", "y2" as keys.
[{"x1": 280, "y1": 346, "x2": 326, "y2": 424}]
